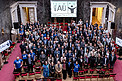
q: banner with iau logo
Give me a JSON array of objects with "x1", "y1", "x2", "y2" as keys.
[
  {"x1": 116, "y1": 37, "x2": 122, "y2": 47},
  {"x1": 51, "y1": 0, "x2": 77, "y2": 17},
  {"x1": 0, "y1": 40, "x2": 11, "y2": 53}
]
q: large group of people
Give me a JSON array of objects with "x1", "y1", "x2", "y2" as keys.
[{"x1": 14, "y1": 19, "x2": 117, "y2": 80}]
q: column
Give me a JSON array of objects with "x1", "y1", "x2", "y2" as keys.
[
  {"x1": 34, "y1": 6, "x2": 37, "y2": 22},
  {"x1": 102, "y1": 6, "x2": 107, "y2": 27},
  {"x1": 108, "y1": 7, "x2": 111, "y2": 33},
  {"x1": 19, "y1": 5, "x2": 24, "y2": 25},
  {"x1": 90, "y1": 7, "x2": 93, "y2": 25}
]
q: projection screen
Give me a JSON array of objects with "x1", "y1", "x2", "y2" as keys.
[{"x1": 51, "y1": 0, "x2": 77, "y2": 17}]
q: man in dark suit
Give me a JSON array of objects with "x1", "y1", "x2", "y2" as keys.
[
  {"x1": 67, "y1": 59, "x2": 72, "y2": 78},
  {"x1": 110, "y1": 52, "x2": 116, "y2": 68},
  {"x1": 19, "y1": 41, "x2": 25, "y2": 54},
  {"x1": 26, "y1": 21, "x2": 30, "y2": 30},
  {"x1": 43, "y1": 37, "x2": 48, "y2": 45},
  {"x1": 62, "y1": 60, "x2": 67, "y2": 80},
  {"x1": 68, "y1": 39, "x2": 72, "y2": 49},
  {"x1": 90, "y1": 54, "x2": 96, "y2": 68},
  {"x1": 78, "y1": 55, "x2": 83, "y2": 70},
  {"x1": 103, "y1": 55, "x2": 109, "y2": 68},
  {"x1": 43, "y1": 46, "x2": 48, "y2": 56}
]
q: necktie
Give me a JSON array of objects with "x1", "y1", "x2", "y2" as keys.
[
  {"x1": 58, "y1": 64, "x2": 60, "y2": 70},
  {"x1": 63, "y1": 63, "x2": 66, "y2": 69},
  {"x1": 105, "y1": 58, "x2": 106, "y2": 64}
]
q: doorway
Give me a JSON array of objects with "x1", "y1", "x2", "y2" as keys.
[
  {"x1": 92, "y1": 7, "x2": 103, "y2": 26},
  {"x1": 22, "y1": 7, "x2": 35, "y2": 24}
]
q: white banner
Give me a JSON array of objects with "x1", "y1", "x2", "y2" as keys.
[
  {"x1": 0, "y1": 40, "x2": 11, "y2": 53},
  {"x1": 51, "y1": 0, "x2": 77, "y2": 17},
  {"x1": 116, "y1": 37, "x2": 122, "y2": 47}
]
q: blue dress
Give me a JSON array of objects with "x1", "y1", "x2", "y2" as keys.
[{"x1": 43, "y1": 64, "x2": 49, "y2": 77}]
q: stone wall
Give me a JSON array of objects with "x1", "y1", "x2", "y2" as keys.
[
  {"x1": 0, "y1": 0, "x2": 15, "y2": 44},
  {"x1": 113, "y1": 0, "x2": 122, "y2": 39}
]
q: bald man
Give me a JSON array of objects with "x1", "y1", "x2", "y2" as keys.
[{"x1": 14, "y1": 57, "x2": 23, "y2": 72}]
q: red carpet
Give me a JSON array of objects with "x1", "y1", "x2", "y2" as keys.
[
  {"x1": 0, "y1": 43, "x2": 21, "y2": 81},
  {"x1": 113, "y1": 55, "x2": 122, "y2": 81}
]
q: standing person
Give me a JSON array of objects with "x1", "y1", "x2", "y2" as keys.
[
  {"x1": 42, "y1": 61, "x2": 49, "y2": 78},
  {"x1": 103, "y1": 55, "x2": 109, "y2": 68},
  {"x1": 55, "y1": 61, "x2": 62, "y2": 79},
  {"x1": 27, "y1": 54, "x2": 33, "y2": 72},
  {"x1": 110, "y1": 52, "x2": 116, "y2": 68},
  {"x1": 62, "y1": 60, "x2": 67, "y2": 80},
  {"x1": 78, "y1": 19, "x2": 83, "y2": 25},
  {"x1": 49, "y1": 62, "x2": 55, "y2": 78},
  {"x1": 40, "y1": 51, "x2": 47, "y2": 65},
  {"x1": 14, "y1": 57, "x2": 23, "y2": 72},
  {"x1": 22, "y1": 51, "x2": 28, "y2": 65},
  {"x1": 78, "y1": 55, "x2": 83, "y2": 70},
  {"x1": 19, "y1": 41, "x2": 25, "y2": 54},
  {"x1": 90, "y1": 53, "x2": 96, "y2": 68},
  {"x1": 67, "y1": 59, "x2": 72, "y2": 78},
  {"x1": 74, "y1": 61, "x2": 80, "y2": 77},
  {"x1": 19, "y1": 28, "x2": 24, "y2": 40},
  {"x1": 29, "y1": 50, "x2": 36, "y2": 65}
]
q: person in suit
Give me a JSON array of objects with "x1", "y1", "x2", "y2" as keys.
[
  {"x1": 61, "y1": 54, "x2": 66, "y2": 63},
  {"x1": 96, "y1": 54, "x2": 103, "y2": 67},
  {"x1": 84, "y1": 54, "x2": 88, "y2": 68},
  {"x1": 103, "y1": 55, "x2": 109, "y2": 68},
  {"x1": 48, "y1": 54, "x2": 54, "y2": 64},
  {"x1": 110, "y1": 52, "x2": 116, "y2": 68},
  {"x1": 43, "y1": 46, "x2": 48, "y2": 56},
  {"x1": 55, "y1": 61, "x2": 62, "y2": 78},
  {"x1": 43, "y1": 37, "x2": 48, "y2": 45},
  {"x1": 26, "y1": 21, "x2": 30, "y2": 29},
  {"x1": 90, "y1": 53, "x2": 96, "y2": 68},
  {"x1": 72, "y1": 54, "x2": 77, "y2": 63},
  {"x1": 27, "y1": 54, "x2": 33, "y2": 72},
  {"x1": 62, "y1": 60, "x2": 67, "y2": 80},
  {"x1": 55, "y1": 54, "x2": 60, "y2": 64},
  {"x1": 19, "y1": 41, "x2": 25, "y2": 54},
  {"x1": 54, "y1": 48, "x2": 61, "y2": 58},
  {"x1": 40, "y1": 51, "x2": 47, "y2": 65},
  {"x1": 78, "y1": 55, "x2": 83, "y2": 70},
  {"x1": 49, "y1": 62, "x2": 55, "y2": 78},
  {"x1": 67, "y1": 59, "x2": 72, "y2": 78}
]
